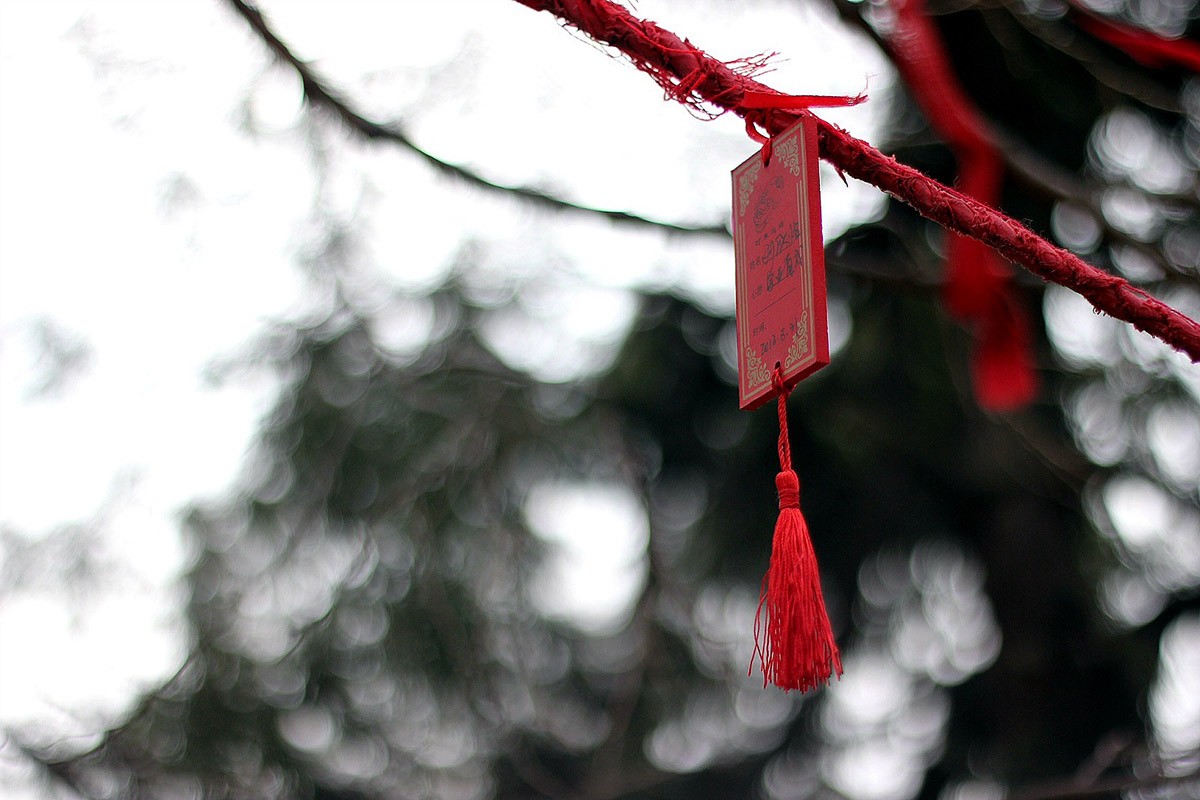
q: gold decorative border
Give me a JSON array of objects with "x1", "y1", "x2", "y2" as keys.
[
  {"x1": 736, "y1": 160, "x2": 762, "y2": 216},
  {"x1": 785, "y1": 311, "x2": 811, "y2": 368},
  {"x1": 743, "y1": 346, "x2": 771, "y2": 389},
  {"x1": 775, "y1": 136, "x2": 801, "y2": 177}
]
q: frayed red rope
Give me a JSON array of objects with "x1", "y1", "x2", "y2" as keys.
[{"x1": 512, "y1": 0, "x2": 1200, "y2": 363}]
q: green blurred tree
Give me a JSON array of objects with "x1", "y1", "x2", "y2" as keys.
[{"x1": 16, "y1": 1, "x2": 1200, "y2": 799}]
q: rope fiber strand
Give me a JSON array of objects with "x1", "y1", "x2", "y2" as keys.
[{"x1": 513, "y1": 0, "x2": 1200, "y2": 363}]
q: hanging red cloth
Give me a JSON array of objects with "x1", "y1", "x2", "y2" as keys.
[{"x1": 886, "y1": 0, "x2": 1038, "y2": 411}]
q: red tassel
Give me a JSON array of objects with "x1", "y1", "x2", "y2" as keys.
[{"x1": 753, "y1": 369, "x2": 842, "y2": 692}]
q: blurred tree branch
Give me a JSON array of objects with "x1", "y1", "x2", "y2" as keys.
[
  {"x1": 1010, "y1": 770, "x2": 1200, "y2": 800},
  {"x1": 222, "y1": 0, "x2": 1194, "y2": 319},
  {"x1": 224, "y1": 0, "x2": 955, "y2": 297},
  {"x1": 222, "y1": 0, "x2": 730, "y2": 239},
  {"x1": 998, "y1": 5, "x2": 1182, "y2": 114}
]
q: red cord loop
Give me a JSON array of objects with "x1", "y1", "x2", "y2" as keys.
[
  {"x1": 745, "y1": 113, "x2": 773, "y2": 165},
  {"x1": 772, "y1": 365, "x2": 792, "y2": 473},
  {"x1": 742, "y1": 91, "x2": 865, "y2": 167},
  {"x1": 744, "y1": 113, "x2": 769, "y2": 143}
]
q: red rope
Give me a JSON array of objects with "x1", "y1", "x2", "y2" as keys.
[
  {"x1": 772, "y1": 367, "x2": 792, "y2": 473},
  {"x1": 742, "y1": 91, "x2": 867, "y2": 110},
  {"x1": 512, "y1": 0, "x2": 1200, "y2": 363}
]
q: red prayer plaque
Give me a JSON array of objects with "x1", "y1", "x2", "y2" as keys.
[{"x1": 732, "y1": 115, "x2": 829, "y2": 410}]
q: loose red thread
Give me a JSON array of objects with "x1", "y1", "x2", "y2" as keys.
[
  {"x1": 744, "y1": 115, "x2": 774, "y2": 166},
  {"x1": 513, "y1": 0, "x2": 1200, "y2": 364},
  {"x1": 753, "y1": 367, "x2": 842, "y2": 692}
]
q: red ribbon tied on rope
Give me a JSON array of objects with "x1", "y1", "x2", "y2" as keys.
[
  {"x1": 741, "y1": 90, "x2": 867, "y2": 163},
  {"x1": 742, "y1": 91, "x2": 868, "y2": 110}
]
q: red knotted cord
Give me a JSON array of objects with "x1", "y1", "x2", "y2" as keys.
[
  {"x1": 774, "y1": 369, "x2": 792, "y2": 475},
  {"x1": 512, "y1": 0, "x2": 1200, "y2": 364}
]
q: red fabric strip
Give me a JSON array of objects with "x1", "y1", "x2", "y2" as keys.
[
  {"x1": 887, "y1": 0, "x2": 1037, "y2": 410},
  {"x1": 742, "y1": 91, "x2": 867, "y2": 110}
]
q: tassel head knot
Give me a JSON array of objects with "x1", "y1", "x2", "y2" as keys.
[{"x1": 776, "y1": 470, "x2": 800, "y2": 510}]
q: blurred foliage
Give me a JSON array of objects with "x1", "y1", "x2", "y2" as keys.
[{"x1": 11, "y1": 1, "x2": 1200, "y2": 799}]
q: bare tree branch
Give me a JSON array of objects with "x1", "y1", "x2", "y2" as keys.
[
  {"x1": 223, "y1": 0, "x2": 953, "y2": 297},
  {"x1": 222, "y1": 0, "x2": 729, "y2": 239}
]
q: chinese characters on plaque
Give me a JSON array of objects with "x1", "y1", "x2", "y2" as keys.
[{"x1": 732, "y1": 116, "x2": 830, "y2": 410}]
